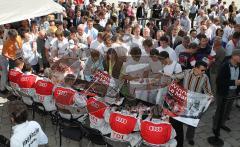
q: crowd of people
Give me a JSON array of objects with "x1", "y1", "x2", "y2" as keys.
[{"x1": 1, "y1": 0, "x2": 240, "y2": 146}]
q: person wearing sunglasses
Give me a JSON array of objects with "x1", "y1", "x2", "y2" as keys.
[{"x1": 169, "y1": 60, "x2": 213, "y2": 146}]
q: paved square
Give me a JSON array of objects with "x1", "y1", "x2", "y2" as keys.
[{"x1": 0, "y1": 93, "x2": 239, "y2": 147}]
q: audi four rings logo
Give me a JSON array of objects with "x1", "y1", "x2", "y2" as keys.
[
  {"x1": 38, "y1": 82, "x2": 47, "y2": 87},
  {"x1": 115, "y1": 116, "x2": 127, "y2": 124},
  {"x1": 10, "y1": 71, "x2": 17, "y2": 76},
  {"x1": 57, "y1": 90, "x2": 67, "y2": 96},
  {"x1": 21, "y1": 77, "x2": 29, "y2": 81},
  {"x1": 148, "y1": 126, "x2": 162, "y2": 132}
]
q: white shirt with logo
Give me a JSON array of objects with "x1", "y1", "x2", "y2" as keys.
[{"x1": 10, "y1": 121, "x2": 48, "y2": 147}]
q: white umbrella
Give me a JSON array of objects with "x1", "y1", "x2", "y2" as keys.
[{"x1": 0, "y1": 0, "x2": 64, "y2": 25}]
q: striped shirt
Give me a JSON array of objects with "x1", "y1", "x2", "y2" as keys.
[{"x1": 172, "y1": 69, "x2": 212, "y2": 95}]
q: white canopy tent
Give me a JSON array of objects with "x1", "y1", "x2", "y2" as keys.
[{"x1": 0, "y1": 0, "x2": 65, "y2": 25}]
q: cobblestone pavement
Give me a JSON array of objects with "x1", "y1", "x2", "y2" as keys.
[{"x1": 0, "y1": 93, "x2": 239, "y2": 147}]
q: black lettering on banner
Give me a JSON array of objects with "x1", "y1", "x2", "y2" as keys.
[{"x1": 29, "y1": 138, "x2": 37, "y2": 147}]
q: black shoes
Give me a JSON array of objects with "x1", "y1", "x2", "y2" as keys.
[
  {"x1": 188, "y1": 140, "x2": 195, "y2": 146},
  {"x1": 221, "y1": 125, "x2": 231, "y2": 132}
]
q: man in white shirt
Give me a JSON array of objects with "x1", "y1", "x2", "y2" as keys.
[
  {"x1": 180, "y1": 11, "x2": 191, "y2": 33},
  {"x1": 84, "y1": 19, "x2": 98, "y2": 40},
  {"x1": 159, "y1": 51, "x2": 182, "y2": 75},
  {"x1": 156, "y1": 36, "x2": 177, "y2": 61},
  {"x1": 132, "y1": 24, "x2": 144, "y2": 49},
  {"x1": 51, "y1": 29, "x2": 70, "y2": 60},
  {"x1": 149, "y1": 49, "x2": 163, "y2": 74},
  {"x1": 175, "y1": 36, "x2": 190, "y2": 58},
  {"x1": 22, "y1": 31, "x2": 39, "y2": 72},
  {"x1": 208, "y1": 18, "x2": 221, "y2": 40},
  {"x1": 99, "y1": 11, "x2": 108, "y2": 28},
  {"x1": 197, "y1": 25, "x2": 212, "y2": 40},
  {"x1": 222, "y1": 21, "x2": 234, "y2": 47},
  {"x1": 84, "y1": 0, "x2": 89, "y2": 8},
  {"x1": 189, "y1": 29, "x2": 198, "y2": 43},
  {"x1": 76, "y1": 24, "x2": 88, "y2": 45},
  {"x1": 143, "y1": 27, "x2": 151, "y2": 39},
  {"x1": 189, "y1": 1, "x2": 198, "y2": 28},
  {"x1": 195, "y1": 9, "x2": 209, "y2": 27},
  {"x1": 225, "y1": 32, "x2": 240, "y2": 57},
  {"x1": 45, "y1": 27, "x2": 57, "y2": 64},
  {"x1": 219, "y1": 8, "x2": 229, "y2": 24},
  {"x1": 236, "y1": 13, "x2": 240, "y2": 24},
  {"x1": 142, "y1": 38, "x2": 154, "y2": 55},
  {"x1": 90, "y1": 32, "x2": 105, "y2": 55},
  {"x1": 210, "y1": 0, "x2": 218, "y2": 7},
  {"x1": 9, "y1": 100, "x2": 48, "y2": 147}
]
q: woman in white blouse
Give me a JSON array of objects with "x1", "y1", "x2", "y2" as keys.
[{"x1": 22, "y1": 31, "x2": 39, "y2": 73}]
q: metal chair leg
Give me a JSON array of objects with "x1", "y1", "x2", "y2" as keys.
[
  {"x1": 32, "y1": 103, "x2": 35, "y2": 119},
  {"x1": 59, "y1": 125, "x2": 62, "y2": 147}
]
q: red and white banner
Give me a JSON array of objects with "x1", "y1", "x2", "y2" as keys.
[
  {"x1": 93, "y1": 70, "x2": 111, "y2": 86},
  {"x1": 163, "y1": 82, "x2": 212, "y2": 127}
]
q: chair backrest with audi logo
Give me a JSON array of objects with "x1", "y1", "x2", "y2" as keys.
[
  {"x1": 53, "y1": 87, "x2": 76, "y2": 106},
  {"x1": 7, "y1": 69, "x2": 23, "y2": 95},
  {"x1": 87, "y1": 97, "x2": 108, "y2": 127},
  {"x1": 87, "y1": 97, "x2": 108, "y2": 118},
  {"x1": 18, "y1": 74, "x2": 37, "y2": 94},
  {"x1": 140, "y1": 120, "x2": 172, "y2": 145},
  {"x1": 53, "y1": 86, "x2": 81, "y2": 118},
  {"x1": 18, "y1": 73, "x2": 38, "y2": 106},
  {"x1": 33, "y1": 79, "x2": 56, "y2": 112},
  {"x1": 109, "y1": 112, "x2": 137, "y2": 141}
]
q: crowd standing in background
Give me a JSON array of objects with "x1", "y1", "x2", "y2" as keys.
[{"x1": 1, "y1": 0, "x2": 240, "y2": 147}]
